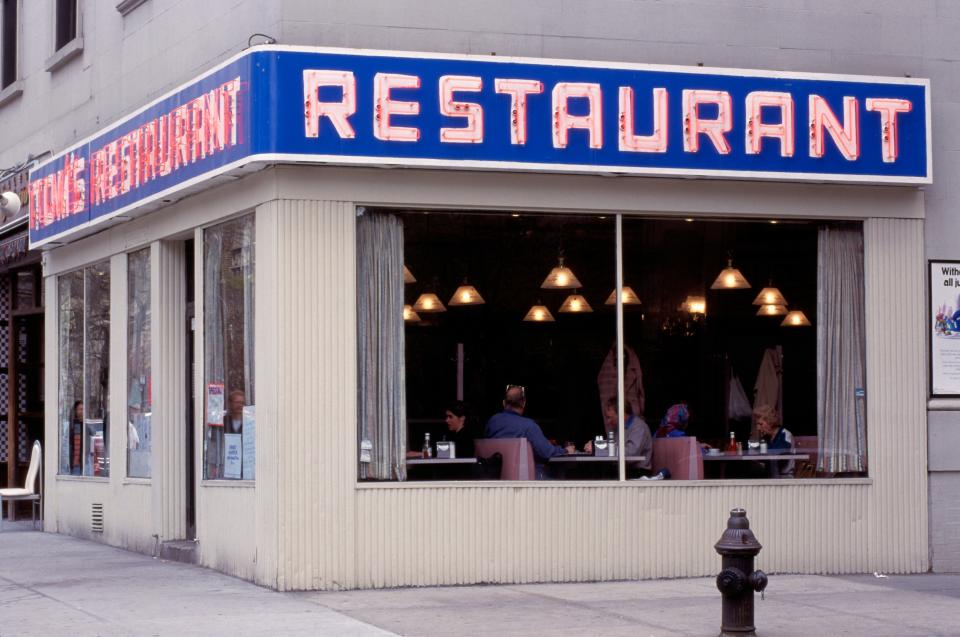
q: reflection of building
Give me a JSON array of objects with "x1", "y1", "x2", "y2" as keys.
[
  {"x1": 0, "y1": 167, "x2": 43, "y2": 519},
  {"x1": 2, "y1": 1, "x2": 958, "y2": 589}
]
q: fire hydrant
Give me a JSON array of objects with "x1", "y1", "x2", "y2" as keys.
[{"x1": 714, "y1": 508, "x2": 768, "y2": 636}]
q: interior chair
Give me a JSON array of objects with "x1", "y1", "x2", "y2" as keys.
[
  {"x1": 651, "y1": 437, "x2": 704, "y2": 480},
  {"x1": 474, "y1": 438, "x2": 536, "y2": 480},
  {"x1": 0, "y1": 440, "x2": 42, "y2": 530}
]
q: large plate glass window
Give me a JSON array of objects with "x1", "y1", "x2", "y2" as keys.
[
  {"x1": 203, "y1": 214, "x2": 255, "y2": 480},
  {"x1": 127, "y1": 248, "x2": 151, "y2": 478},
  {"x1": 356, "y1": 211, "x2": 865, "y2": 482},
  {"x1": 58, "y1": 261, "x2": 110, "y2": 477}
]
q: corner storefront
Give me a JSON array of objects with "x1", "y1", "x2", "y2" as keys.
[{"x1": 33, "y1": 46, "x2": 930, "y2": 589}]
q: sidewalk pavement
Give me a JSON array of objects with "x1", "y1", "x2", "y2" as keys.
[{"x1": 2, "y1": 524, "x2": 960, "y2": 636}]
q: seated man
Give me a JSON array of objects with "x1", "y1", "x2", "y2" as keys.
[{"x1": 485, "y1": 385, "x2": 574, "y2": 475}]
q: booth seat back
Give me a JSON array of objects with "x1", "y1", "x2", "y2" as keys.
[
  {"x1": 793, "y1": 435, "x2": 819, "y2": 477},
  {"x1": 651, "y1": 436, "x2": 704, "y2": 480},
  {"x1": 474, "y1": 438, "x2": 536, "y2": 480}
]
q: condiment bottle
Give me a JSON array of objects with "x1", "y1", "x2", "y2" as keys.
[
  {"x1": 422, "y1": 433, "x2": 432, "y2": 458},
  {"x1": 726, "y1": 432, "x2": 737, "y2": 453}
]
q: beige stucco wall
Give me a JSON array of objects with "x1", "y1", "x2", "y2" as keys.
[{"x1": 43, "y1": 166, "x2": 928, "y2": 589}]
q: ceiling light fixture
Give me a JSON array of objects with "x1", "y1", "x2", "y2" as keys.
[
  {"x1": 781, "y1": 310, "x2": 812, "y2": 327},
  {"x1": 448, "y1": 280, "x2": 485, "y2": 306},
  {"x1": 604, "y1": 287, "x2": 641, "y2": 305},
  {"x1": 413, "y1": 292, "x2": 446, "y2": 313},
  {"x1": 523, "y1": 303, "x2": 555, "y2": 322},
  {"x1": 541, "y1": 256, "x2": 582, "y2": 289},
  {"x1": 710, "y1": 257, "x2": 751, "y2": 290},
  {"x1": 756, "y1": 304, "x2": 788, "y2": 316},
  {"x1": 559, "y1": 292, "x2": 593, "y2": 313}
]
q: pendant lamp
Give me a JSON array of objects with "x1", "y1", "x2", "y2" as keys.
[
  {"x1": 752, "y1": 284, "x2": 787, "y2": 306},
  {"x1": 413, "y1": 292, "x2": 446, "y2": 313},
  {"x1": 756, "y1": 303, "x2": 788, "y2": 316},
  {"x1": 604, "y1": 286, "x2": 641, "y2": 305},
  {"x1": 523, "y1": 303, "x2": 555, "y2": 322},
  {"x1": 541, "y1": 256, "x2": 582, "y2": 289},
  {"x1": 559, "y1": 292, "x2": 593, "y2": 313},
  {"x1": 448, "y1": 280, "x2": 485, "y2": 306},
  {"x1": 403, "y1": 305, "x2": 421, "y2": 322},
  {"x1": 710, "y1": 258, "x2": 751, "y2": 290},
  {"x1": 403, "y1": 265, "x2": 417, "y2": 284},
  {"x1": 781, "y1": 310, "x2": 812, "y2": 327},
  {"x1": 683, "y1": 295, "x2": 707, "y2": 315}
]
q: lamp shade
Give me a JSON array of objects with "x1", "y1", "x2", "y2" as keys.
[
  {"x1": 541, "y1": 257, "x2": 582, "y2": 289},
  {"x1": 710, "y1": 258, "x2": 751, "y2": 290},
  {"x1": 523, "y1": 304, "x2": 555, "y2": 322},
  {"x1": 756, "y1": 303, "x2": 788, "y2": 316},
  {"x1": 558, "y1": 294, "x2": 593, "y2": 313},
  {"x1": 752, "y1": 286, "x2": 787, "y2": 306},
  {"x1": 403, "y1": 305, "x2": 421, "y2": 322},
  {"x1": 413, "y1": 292, "x2": 446, "y2": 312},
  {"x1": 781, "y1": 310, "x2": 812, "y2": 326},
  {"x1": 683, "y1": 295, "x2": 707, "y2": 315},
  {"x1": 448, "y1": 283, "x2": 485, "y2": 306},
  {"x1": 604, "y1": 286, "x2": 641, "y2": 305},
  {"x1": 403, "y1": 265, "x2": 417, "y2": 284}
]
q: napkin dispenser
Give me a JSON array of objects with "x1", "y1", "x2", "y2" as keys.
[
  {"x1": 436, "y1": 440, "x2": 456, "y2": 459},
  {"x1": 593, "y1": 436, "x2": 617, "y2": 457}
]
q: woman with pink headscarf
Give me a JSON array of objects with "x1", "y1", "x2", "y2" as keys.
[{"x1": 655, "y1": 403, "x2": 690, "y2": 438}]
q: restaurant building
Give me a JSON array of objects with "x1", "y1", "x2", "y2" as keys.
[{"x1": 2, "y1": 1, "x2": 952, "y2": 590}]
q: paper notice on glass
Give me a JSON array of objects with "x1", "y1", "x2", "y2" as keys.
[
  {"x1": 207, "y1": 383, "x2": 225, "y2": 425},
  {"x1": 242, "y1": 405, "x2": 255, "y2": 480},
  {"x1": 224, "y1": 433, "x2": 242, "y2": 479},
  {"x1": 931, "y1": 261, "x2": 960, "y2": 396}
]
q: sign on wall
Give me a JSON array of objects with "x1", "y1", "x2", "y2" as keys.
[
  {"x1": 931, "y1": 261, "x2": 960, "y2": 397},
  {"x1": 29, "y1": 46, "x2": 932, "y2": 247}
]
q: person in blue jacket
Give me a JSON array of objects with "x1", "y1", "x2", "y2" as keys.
[{"x1": 485, "y1": 385, "x2": 574, "y2": 476}]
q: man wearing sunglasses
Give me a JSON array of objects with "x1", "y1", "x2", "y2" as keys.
[{"x1": 485, "y1": 385, "x2": 575, "y2": 477}]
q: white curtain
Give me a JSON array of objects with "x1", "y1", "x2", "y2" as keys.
[
  {"x1": 357, "y1": 211, "x2": 406, "y2": 480},
  {"x1": 817, "y1": 224, "x2": 867, "y2": 473}
]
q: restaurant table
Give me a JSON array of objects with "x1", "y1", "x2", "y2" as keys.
[
  {"x1": 703, "y1": 451, "x2": 810, "y2": 479},
  {"x1": 407, "y1": 457, "x2": 479, "y2": 480},
  {"x1": 548, "y1": 454, "x2": 647, "y2": 463},
  {"x1": 548, "y1": 453, "x2": 648, "y2": 479},
  {"x1": 407, "y1": 458, "x2": 479, "y2": 466}
]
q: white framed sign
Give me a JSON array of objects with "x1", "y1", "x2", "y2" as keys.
[{"x1": 930, "y1": 260, "x2": 960, "y2": 397}]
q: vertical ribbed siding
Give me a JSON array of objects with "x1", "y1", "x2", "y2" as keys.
[
  {"x1": 258, "y1": 200, "x2": 357, "y2": 590},
  {"x1": 863, "y1": 218, "x2": 928, "y2": 574},
  {"x1": 152, "y1": 241, "x2": 187, "y2": 540},
  {"x1": 353, "y1": 482, "x2": 879, "y2": 588}
]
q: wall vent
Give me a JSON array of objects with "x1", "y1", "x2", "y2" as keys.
[{"x1": 91, "y1": 503, "x2": 104, "y2": 533}]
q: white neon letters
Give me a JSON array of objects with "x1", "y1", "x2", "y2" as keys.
[
  {"x1": 296, "y1": 68, "x2": 915, "y2": 168},
  {"x1": 439, "y1": 75, "x2": 484, "y2": 143},
  {"x1": 809, "y1": 95, "x2": 859, "y2": 160},
  {"x1": 682, "y1": 90, "x2": 733, "y2": 154},
  {"x1": 374, "y1": 73, "x2": 421, "y2": 142},
  {"x1": 745, "y1": 91, "x2": 795, "y2": 157},
  {"x1": 866, "y1": 98, "x2": 912, "y2": 163},
  {"x1": 495, "y1": 79, "x2": 543, "y2": 145},
  {"x1": 552, "y1": 82, "x2": 603, "y2": 149},
  {"x1": 303, "y1": 70, "x2": 357, "y2": 139},
  {"x1": 619, "y1": 87, "x2": 668, "y2": 153}
]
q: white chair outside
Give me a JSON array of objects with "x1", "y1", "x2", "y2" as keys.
[{"x1": 0, "y1": 440, "x2": 42, "y2": 530}]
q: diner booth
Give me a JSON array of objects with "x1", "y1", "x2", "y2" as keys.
[{"x1": 35, "y1": 46, "x2": 929, "y2": 589}]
